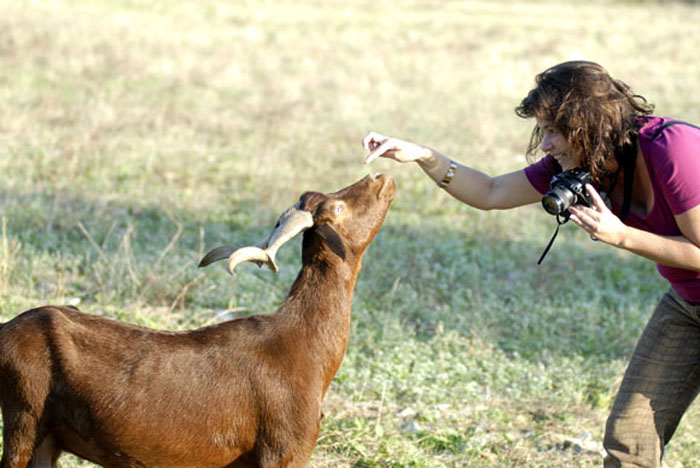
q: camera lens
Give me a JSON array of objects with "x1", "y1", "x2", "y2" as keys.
[
  {"x1": 542, "y1": 186, "x2": 575, "y2": 215},
  {"x1": 542, "y1": 194, "x2": 565, "y2": 215}
]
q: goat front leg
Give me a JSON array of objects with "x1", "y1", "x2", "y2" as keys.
[
  {"x1": 288, "y1": 418, "x2": 323, "y2": 468},
  {"x1": 275, "y1": 402, "x2": 324, "y2": 468},
  {"x1": 1, "y1": 410, "x2": 41, "y2": 468},
  {"x1": 276, "y1": 408, "x2": 324, "y2": 468},
  {"x1": 28, "y1": 435, "x2": 60, "y2": 468}
]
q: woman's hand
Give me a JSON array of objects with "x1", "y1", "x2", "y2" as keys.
[
  {"x1": 568, "y1": 184, "x2": 628, "y2": 245},
  {"x1": 362, "y1": 132, "x2": 433, "y2": 165},
  {"x1": 570, "y1": 185, "x2": 700, "y2": 271}
]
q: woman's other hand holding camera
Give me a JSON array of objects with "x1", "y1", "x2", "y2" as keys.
[
  {"x1": 569, "y1": 184, "x2": 627, "y2": 245},
  {"x1": 570, "y1": 184, "x2": 700, "y2": 271}
]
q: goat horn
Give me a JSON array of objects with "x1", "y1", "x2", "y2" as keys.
[
  {"x1": 227, "y1": 246, "x2": 277, "y2": 275},
  {"x1": 258, "y1": 205, "x2": 314, "y2": 266},
  {"x1": 199, "y1": 204, "x2": 314, "y2": 276},
  {"x1": 227, "y1": 206, "x2": 313, "y2": 275},
  {"x1": 199, "y1": 244, "x2": 273, "y2": 274},
  {"x1": 198, "y1": 245, "x2": 237, "y2": 268}
]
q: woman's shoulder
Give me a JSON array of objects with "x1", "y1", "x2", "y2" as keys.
[
  {"x1": 639, "y1": 116, "x2": 700, "y2": 214},
  {"x1": 638, "y1": 116, "x2": 674, "y2": 142},
  {"x1": 639, "y1": 115, "x2": 700, "y2": 145},
  {"x1": 639, "y1": 116, "x2": 700, "y2": 171}
]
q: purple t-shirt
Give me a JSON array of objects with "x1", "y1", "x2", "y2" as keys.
[{"x1": 525, "y1": 116, "x2": 700, "y2": 302}]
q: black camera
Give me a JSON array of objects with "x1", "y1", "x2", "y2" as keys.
[{"x1": 541, "y1": 168, "x2": 593, "y2": 216}]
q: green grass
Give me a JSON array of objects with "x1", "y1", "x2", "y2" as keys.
[{"x1": 2, "y1": 0, "x2": 700, "y2": 466}]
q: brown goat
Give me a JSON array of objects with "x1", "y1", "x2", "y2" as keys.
[{"x1": 0, "y1": 173, "x2": 396, "y2": 468}]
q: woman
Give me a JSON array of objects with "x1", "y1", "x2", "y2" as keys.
[{"x1": 362, "y1": 61, "x2": 700, "y2": 468}]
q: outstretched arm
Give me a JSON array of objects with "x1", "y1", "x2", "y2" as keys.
[{"x1": 362, "y1": 131, "x2": 542, "y2": 210}]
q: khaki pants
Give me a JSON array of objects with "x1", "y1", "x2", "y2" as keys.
[{"x1": 604, "y1": 289, "x2": 700, "y2": 467}]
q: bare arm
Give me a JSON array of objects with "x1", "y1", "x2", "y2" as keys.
[
  {"x1": 570, "y1": 186, "x2": 700, "y2": 271},
  {"x1": 618, "y1": 206, "x2": 700, "y2": 270},
  {"x1": 362, "y1": 132, "x2": 542, "y2": 210}
]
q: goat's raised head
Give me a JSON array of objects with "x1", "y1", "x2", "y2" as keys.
[{"x1": 199, "y1": 173, "x2": 395, "y2": 275}]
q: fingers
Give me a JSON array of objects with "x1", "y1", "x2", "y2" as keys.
[
  {"x1": 569, "y1": 200, "x2": 617, "y2": 244},
  {"x1": 362, "y1": 132, "x2": 387, "y2": 164},
  {"x1": 363, "y1": 145, "x2": 384, "y2": 164},
  {"x1": 362, "y1": 131, "x2": 430, "y2": 164},
  {"x1": 585, "y1": 184, "x2": 606, "y2": 210},
  {"x1": 362, "y1": 131, "x2": 385, "y2": 151},
  {"x1": 363, "y1": 142, "x2": 390, "y2": 164},
  {"x1": 568, "y1": 206, "x2": 593, "y2": 226},
  {"x1": 568, "y1": 207, "x2": 600, "y2": 240},
  {"x1": 362, "y1": 132, "x2": 401, "y2": 165}
]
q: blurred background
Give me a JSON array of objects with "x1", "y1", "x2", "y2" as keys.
[{"x1": 2, "y1": 1, "x2": 700, "y2": 466}]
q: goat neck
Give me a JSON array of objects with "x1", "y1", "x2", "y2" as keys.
[{"x1": 282, "y1": 174, "x2": 396, "y2": 391}]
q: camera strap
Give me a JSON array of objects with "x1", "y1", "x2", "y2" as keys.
[
  {"x1": 537, "y1": 213, "x2": 569, "y2": 265},
  {"x1": 619, "y1": 141, "x2": 636, "y2": 222}
]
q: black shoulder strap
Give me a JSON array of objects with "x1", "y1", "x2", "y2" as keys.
[
  {"x1": 651, "y1": 120, "x2": 700, "y2": 142},
  {"x1": 618, "y1": 139, "x2": 637, "y2": 222}
]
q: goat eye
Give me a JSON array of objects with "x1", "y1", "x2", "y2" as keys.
[{"x1": 335, "y1": 204, "x2": 343, "y2": 215}]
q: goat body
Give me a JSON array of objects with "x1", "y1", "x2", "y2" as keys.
[{"x1": 0, "y1": 173, "x2": 395, "y2": 468}]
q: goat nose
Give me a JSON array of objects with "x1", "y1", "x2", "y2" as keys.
[{"x1": 369, "y1": 172, "x2": 383, "y2": 181}]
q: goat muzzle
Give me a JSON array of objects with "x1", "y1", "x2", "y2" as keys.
[{"x1": 199, "y1": 203, "x2": 314, "y2": 275}]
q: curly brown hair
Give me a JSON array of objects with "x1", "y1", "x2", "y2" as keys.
[{"x1": 515, "y1": 61, "x2": 654, "y2": 186}]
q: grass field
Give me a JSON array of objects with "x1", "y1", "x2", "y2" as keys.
[{"x1": 2, "y1": 0, "x2": 700, "y2": 466}]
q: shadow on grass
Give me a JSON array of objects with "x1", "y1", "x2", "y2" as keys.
[
  {"x1": 356, "y1": 220, "x2": 665, "y2": 362},
  {"x1": 0, "y1": 183, "x2": 282, "y2": 313},
  {"x1": 0, "y1": 180, "x2": 672, "y2": 468},
  {"x1": 1, "y1": 182, "x2": 665, "y2": 364}
]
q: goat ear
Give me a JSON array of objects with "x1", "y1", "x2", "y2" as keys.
[{"x1": 314, "y1": 225, "x2": 347, "y2": 261}]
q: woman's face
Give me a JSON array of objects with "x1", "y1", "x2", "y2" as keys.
[{"x1": 537, "y1": 118, "x2": 577, "y2": 170}]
